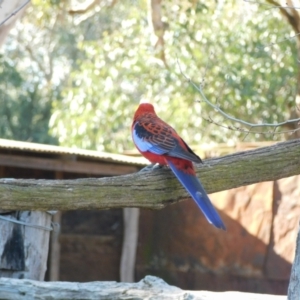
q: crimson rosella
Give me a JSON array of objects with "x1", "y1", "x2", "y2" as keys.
[{"x1": 132, "y1": 103, "x2": 226, "y2": 230}]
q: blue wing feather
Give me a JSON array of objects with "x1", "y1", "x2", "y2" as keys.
[
  {"x1": 167, "y1": 159, "x2": 226, "y2": 230},
  {"x1": 132, "y1": 122, "x2": 201, "y2": 162},
  {"x1": 132, "y1": 126, "x2": 168, "y2": 155}
]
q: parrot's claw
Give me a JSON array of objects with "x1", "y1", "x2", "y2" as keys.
[{"x1": 139, "y1": 163, "x2": 165, "y2": 172}]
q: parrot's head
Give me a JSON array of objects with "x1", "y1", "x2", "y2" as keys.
[{"x1": 133, "y1": 102, "x2": 156, "y2": 121}]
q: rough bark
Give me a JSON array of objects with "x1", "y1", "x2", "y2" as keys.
[
  {"x1": 0, "y1": 275, "x2": 286, "y2": 300},
  {"x1": 0, "y1": 139, "x2": 299, "y2": 211}
]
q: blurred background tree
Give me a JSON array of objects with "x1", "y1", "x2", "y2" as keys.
[{"x1": 0, "y1": 0, "x2": 298, "y2": 152}]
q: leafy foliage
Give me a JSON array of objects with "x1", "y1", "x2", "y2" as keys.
[
  {"x1": 0, "y1": 0, "x2": 297, "y2": 151},
  {"x1": 0, "y1": 53, "x2": 57, "y2": 144}
]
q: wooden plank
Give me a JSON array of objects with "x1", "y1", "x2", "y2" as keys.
[
  {"x1": 0, "y1": 166, "x2": 5, "y2": 177},
  {"x1": 0, "y1": 154, "x2": 139, "y2": 175},
  {"x1": 0, "y1": 211, "x2": 52, "y2": 280},
  {"x1": 59, "y1": 234, "x2": 121, "y2": 282}
]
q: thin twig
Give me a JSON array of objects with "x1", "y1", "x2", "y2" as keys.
[
  {"x1": 243, "y1": 0, "x2": 300, "y2": 10},
  {"x1": 202, "y1": 116, "x2": 300, "y2": 136},
  {"x1": 242, "y1": 126, "x2": 252, "y2": 141},
  {"x1": 258, "y1": 32, "x2": 300, "y2": 50},
  {"x1": 177, "y1": 58, "x2": 300, "y2": 129},
  {"x1": 0, "y1": 0, "x2": 31, "y2": 27}
]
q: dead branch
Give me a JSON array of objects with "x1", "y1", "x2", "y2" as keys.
[
  {"x1": 202, "y1": 116, "x2": 300, "y2": 137},
  {"x1": 0, "y1": 275, "x2": 285, "y2": 300},
  {"x1": 181, "y1": 69, "x2": 300, "y2": 130}
]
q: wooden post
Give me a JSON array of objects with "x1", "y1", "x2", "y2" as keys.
[
  {"x1": 0, "y1": 211, "x2": 52, "y2": 280},
  {"x1": 48, "y1": 212, "x2": 61, "y2": 281},
  {"x1": 288, "y1": 222, "x2": 300, "y2": 300},
  {"x1": 0, "y1": 167, "x2": 9, "y2": 215},
  {"x1": 120, "y1": 208, "x2": 139, "y2": 282},
  {"x1": 48, "y1": 171, "x2": 63, "y2": 281}
]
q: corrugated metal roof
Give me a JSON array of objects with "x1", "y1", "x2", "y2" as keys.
[
  {"x1": 0, "y1": 138, "x2": 276, "y2": 166},
  {"x1": 124, "y1": 141, "x2": 276, "y2": 158},
  {"x1": 0, "y1": 138, "x2": 148, "y2": 166}
]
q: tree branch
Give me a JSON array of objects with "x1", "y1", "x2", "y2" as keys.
[
  {"x1": 149, "y1": 0, "x2": 169, "y2": 67},
  {"x1": 68, "y1": 0, "x2": 99, "y2": 15},
  {"x1": 266, "y1": 0, "x2": 300, "y2": 37},
  {"x1": 68, "y1": 0, "x2": 117, "y2": 15},
  {"x1": 0, "y1": 139, "x2": 299, "y2": 211},
  {"x1": 0, "y1": 0, "x2": 30, "y2": 27},
  {"x1": 178, "y1": 61, "x2": 300, "y2": 131}
]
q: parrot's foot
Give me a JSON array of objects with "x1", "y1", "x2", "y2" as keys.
[{"x1": 139, "y1": 163, "x2": 165, "y2": 172}]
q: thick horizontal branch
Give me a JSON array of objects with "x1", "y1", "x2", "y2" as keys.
[
  {"x1": 0, "y1": 275, "x2": 285, "y2": 300},
  {"x1": 0, "y1": 139, "x2": 299, "y2": 211}
]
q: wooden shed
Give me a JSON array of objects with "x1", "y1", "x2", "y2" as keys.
[{"x1": 0, "y1": 138, "x2": 145, "y2": 282}]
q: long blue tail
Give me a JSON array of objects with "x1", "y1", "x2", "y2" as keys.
[{"x1": 167, "y1": 160, "x2": 226, "y2": 230}]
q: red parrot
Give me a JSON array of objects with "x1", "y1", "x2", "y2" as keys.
[{"x1": 132, "y1": 103, "x2": 226, "y2": 230}]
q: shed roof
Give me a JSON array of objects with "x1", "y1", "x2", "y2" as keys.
[
  {"x1": 0, "y1": 138, "x2": 277, "y2": 176},
  {"x1": 0, "y1": 138, "x2": 147, "y2": 166}
]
